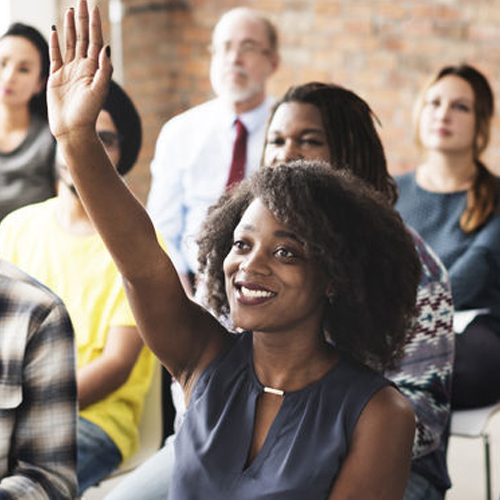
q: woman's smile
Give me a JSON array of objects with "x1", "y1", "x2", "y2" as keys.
[
  {"x1": 235, "y1": 280, "x2": 277, "y2": 304},
  {"x1": 224, "y1": 198, "x2": 328, "y2": 334}
]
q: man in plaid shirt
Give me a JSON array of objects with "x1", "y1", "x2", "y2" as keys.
[{"x1": 0, "y1": 259, "x2": 77, "y2": 500}]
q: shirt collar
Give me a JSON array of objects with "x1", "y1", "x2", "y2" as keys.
[{"x1": 218, "y1": 96, "x2": 275, "y2": 134}]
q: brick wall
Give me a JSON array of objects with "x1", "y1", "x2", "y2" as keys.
[{"x1": 56, "y1": 0, "x2": 500, "y2": 203}]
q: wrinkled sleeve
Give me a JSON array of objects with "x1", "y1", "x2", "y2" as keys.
[
  {"x1": 0, "y1": 302, "x2": 77, "y2": 500},
  {"x1": 146, "y1": 122, "x2": 189, "y2": 274},
  {"x1": 387, "y1": 274, "x2": 455, "y2": 458}
]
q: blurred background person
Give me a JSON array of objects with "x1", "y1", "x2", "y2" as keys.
[
  {"x1": 146, "y1": 7, "x2": 279, "y2": 295},
  {"x1": 0, "y1": 23, "x2": 56, "y2": 220},
  {"x1": 0, "y1": 80, "x2": 154, "y2": 496},
  {"x1": 396, "y1": 64, "x2": 500, "y2": 410}
]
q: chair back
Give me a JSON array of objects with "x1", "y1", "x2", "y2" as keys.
[{"x1": 451, "y1": 403, "x2": 500, "y2": 437}]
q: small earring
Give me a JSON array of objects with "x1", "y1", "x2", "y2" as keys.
[{"x1": 326, "y1": 291, "x2": 335, "y2": 304}]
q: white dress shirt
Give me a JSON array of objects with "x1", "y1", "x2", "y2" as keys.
[{"x1": 147, "y1": 97, "x2": 274, "y2": 274}]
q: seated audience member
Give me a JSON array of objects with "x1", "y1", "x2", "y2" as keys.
[
  {"x1": 0, "y1": 79, "x2": 154, "y2": 495},
  {"x1": 46, "y1": 4, "x2": 422, "y2": 499},
  {"x1": 395, "y1": 64, "x2": 500, "y2": 410},
  {"x1": 262, "y1": 82, "x2": 454, "y2": 500},
  {"x1": 146, "y1": 6, "x2": 279, "y2": 294},
  {"x1": 0, "y1": 259, "x2": 77, "y2": 500},
  {"x1": 0, "y1": 23, "x2": 57, "y2": 220}
]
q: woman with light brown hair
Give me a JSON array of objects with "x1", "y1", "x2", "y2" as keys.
[{"x1": 396, "y1": 63, "x2": 500, "y2": 409}]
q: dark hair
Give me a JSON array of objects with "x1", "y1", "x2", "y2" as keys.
[
  {"x1": 414, "y1": 64, "x2": 497, "y2": 233},
  {"x1": 266, "y1": 82, "x2": 398, "y2": 205},
  {"x1": 1, "y1": 23, "x2": 50, "y2": 119},
  {"x1": 197, "y1": 161, "x2": 420, "y2": 371},
  {"x1": 103, "y1": 80, "x2": 142, "y2": 176}
]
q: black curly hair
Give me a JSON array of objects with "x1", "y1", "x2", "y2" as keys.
[{"x1": 197, "y1": 161, "x2": 421, "y2": 371}]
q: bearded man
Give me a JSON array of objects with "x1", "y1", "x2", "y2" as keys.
[{"x1": 146, "y1": 7, "x2": 280, "y2": 294}]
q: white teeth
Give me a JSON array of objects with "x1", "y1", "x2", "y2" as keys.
[{"x1": 240, "y1": 286, "x2": 274, "y2": 298}]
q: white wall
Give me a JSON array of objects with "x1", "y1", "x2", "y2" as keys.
[{"x1": 0, "y1": 0, "x2": 57, "y2": 39}]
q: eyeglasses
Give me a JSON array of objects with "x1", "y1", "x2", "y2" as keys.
[
  {"x1": 98, "y1": 131, "x2": 122, "y2": 151},
  {"x1": 209, "y1": 41, "x2": 272, "y2": 59}
]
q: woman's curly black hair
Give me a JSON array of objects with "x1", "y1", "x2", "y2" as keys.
[{"x1": 197, "y1": 160, "x2": 421, "y2": 371}]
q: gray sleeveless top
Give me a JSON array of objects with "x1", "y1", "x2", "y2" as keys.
[{"x1": 169, "y1": 333, "x2": 391, "y2": 500}]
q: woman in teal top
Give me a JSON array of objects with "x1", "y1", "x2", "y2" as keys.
[
  {"x1": 396, "y1": 64, "x2": 500, "y2": 410},
  {"x1": 46, "y1": 3, "x2": 421, "y2": 499}
]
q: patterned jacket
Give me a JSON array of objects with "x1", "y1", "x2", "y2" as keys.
[{"x1": 387, "y1": 227, "x2": 454, "y2": 491}]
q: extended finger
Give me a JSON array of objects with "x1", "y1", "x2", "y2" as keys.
[
  {"x1": 76, "y1": 0, "x2": 90, "y2": 58},
  {"x1": 94, "y1": 45, "x2": 113, "y2": 98},
  {"x1": 88, "y1": 6, "x2": 103, "y2": 63},
  {"x1": 49, "y1": 26, "x2": 62, "y2": 74},
  {"x1": 64, "y1": 7, "x2": 76, "y2": 63}
]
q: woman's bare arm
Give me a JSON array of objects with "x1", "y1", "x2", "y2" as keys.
[
  {"x1": 328, "y1": 386, "x2": 415, "y2": 500},
  {"x1": 47, "y1": 0, "x2": 229, "y2": 393}
]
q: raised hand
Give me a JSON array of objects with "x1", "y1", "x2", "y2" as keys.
[{"x1": 47, "y1": 0, "x2": 112, "y2": 141}]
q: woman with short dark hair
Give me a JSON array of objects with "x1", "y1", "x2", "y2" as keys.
[{"x1": 46, "y1": 3, "x2": 422, "y2": 499}]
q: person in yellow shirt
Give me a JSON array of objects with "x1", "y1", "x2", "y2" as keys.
[{"x1": 0, "y1": 80, "x2": 154, "y2": 496}]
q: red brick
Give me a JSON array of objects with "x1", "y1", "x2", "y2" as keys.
[{"x1": 49, "y1": 0, "x2": 500, "y2": 202}]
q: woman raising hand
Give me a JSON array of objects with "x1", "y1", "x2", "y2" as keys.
[{"x1": 48, "y1": 2, "x2": 419, "y2": 499}]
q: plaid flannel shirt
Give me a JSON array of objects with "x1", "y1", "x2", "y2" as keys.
[{"x1": 0, "y1": 260, "x2": 77, "y2": 500}]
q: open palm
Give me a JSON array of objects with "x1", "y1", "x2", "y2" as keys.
[{"x1": 47, "y1": 0, "x2": 112, "y2": 140}]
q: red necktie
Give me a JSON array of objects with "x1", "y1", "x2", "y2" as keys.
[{"x1": 225, "y1": 118, "x2": 248, "y2": 190}]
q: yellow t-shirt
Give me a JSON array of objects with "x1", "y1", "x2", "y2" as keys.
[{"x1": 0, "y1": 198, "x2": 154, "y2": 460}]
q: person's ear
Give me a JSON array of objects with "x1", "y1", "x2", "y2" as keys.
[{"x1": 268, "y1": 52, "x2": 280, "y2": 73}]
